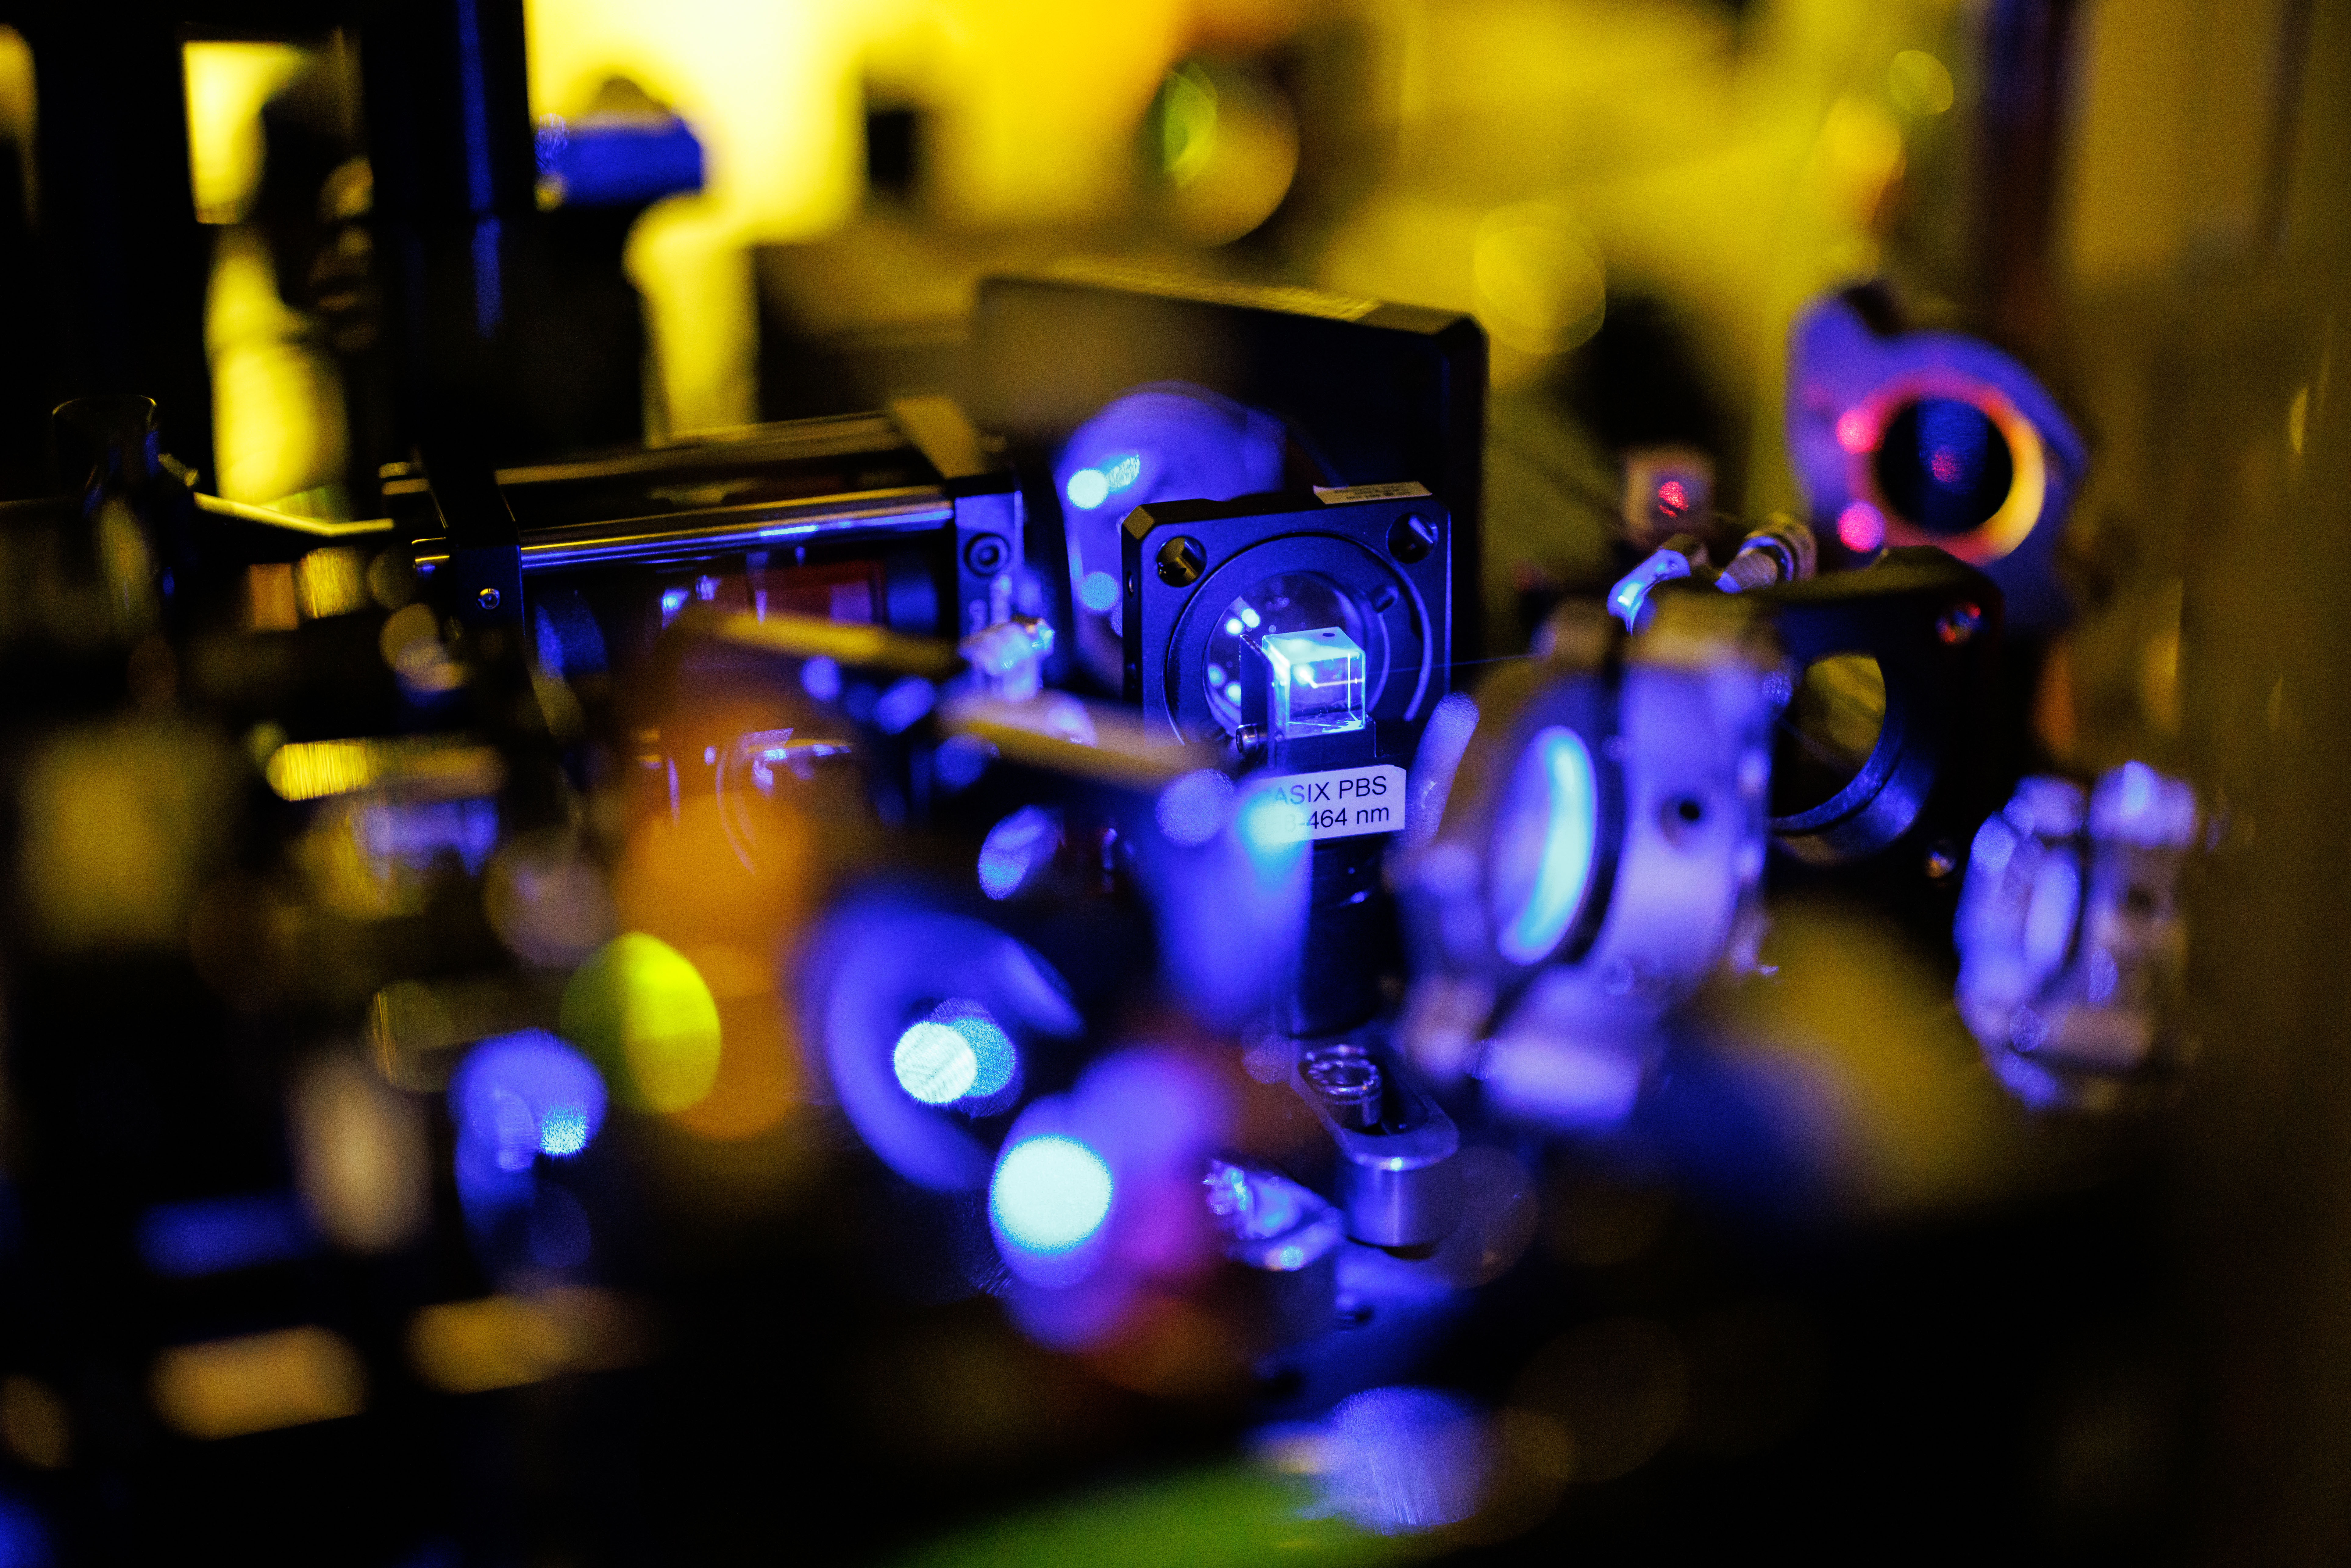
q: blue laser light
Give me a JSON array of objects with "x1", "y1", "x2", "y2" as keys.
[{"x1": 990, "y1": 1135, "x2": 1114, "y2": 1254}]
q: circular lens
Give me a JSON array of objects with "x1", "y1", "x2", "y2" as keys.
[
  {"x1": 1202, "y1": 572, "x2": 1372, "y2": 738},
  {"x1": 1873, "y1": 397, "x2": 2014, "y2": 536},
  {"x1": 1491, "y1": 725, "x2": 1600, "y2": 965},
  {"x1": 1769, "y1": 654, "x2": 1886, "y2": 818}
]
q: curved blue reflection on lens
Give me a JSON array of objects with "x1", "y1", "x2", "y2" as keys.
[
  {"x1": 977, "y1": 805, "x2": 1059, "y2": 900},
  {"x1": 991, "y1": 1135, "x2": 1113, "y2": 1254},
  {"x1": 1494, "y1": 726, "x2": 1599, "y2": 964},
  {"x1": 451, "y1": 1031, "x2": 608, "y2": 1169}
]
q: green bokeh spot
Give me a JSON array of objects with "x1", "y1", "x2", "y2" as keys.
[{"x1": 560, "y1": 932, "x2": 722, "y2": 1112}]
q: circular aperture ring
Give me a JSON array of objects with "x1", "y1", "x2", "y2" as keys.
[
  {"x1": 1842, "y1": 372, "x2": 2047, "y2": 566},
  {"x1": 1160, "y1": 532, "x2": 1432, "y2": 744}
]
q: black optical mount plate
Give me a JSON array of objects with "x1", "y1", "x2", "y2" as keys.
[
  {"x1": 1121, "y1": 489, "x2": 1454, "y2": 747},
  {"x1": 1746, "y1": 544, "x2": 2003, "y2": 865}
]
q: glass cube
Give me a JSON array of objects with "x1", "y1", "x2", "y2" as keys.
[{"x1": 1261, "y1": 626, "x2": 1368, "y2": 739}]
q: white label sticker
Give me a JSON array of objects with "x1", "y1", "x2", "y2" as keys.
[
  {"x1": 1240, "y1": 763, "x2": 1407, "y2": 843},
  {"x1": 1312, "y1": 481, "x2": 1431, "y2": 505}
]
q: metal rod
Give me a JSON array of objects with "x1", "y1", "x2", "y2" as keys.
[
  {"x1": 412, "y1": 487, "x2": 954, "y2": 574},
  {"x1": 195, "y1": 493, "x2": 396, "y2": 539}
]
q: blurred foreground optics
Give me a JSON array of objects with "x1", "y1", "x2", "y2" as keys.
[{"x1": 0, "y1": 0, "x2": 2336, "y2": 1562}]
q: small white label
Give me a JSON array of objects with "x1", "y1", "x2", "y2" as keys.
[
  {"x1": 1312, "y1": 481, "x2": 1430, "y2": 506},
  {"x1": 1241, "y1": 763, "x2": 1407, "y2": 843}
]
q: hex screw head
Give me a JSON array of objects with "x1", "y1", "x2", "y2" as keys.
[
  {"x1": 1155, "y1": 535, "x2": 1206, "y2": 587},
  {"x1": 1386, "y1": 512, "x2": 1439, "y2": 564},
  {"x1": 476, "y1": 587, "x2": 502, "y2": 611},
  {"x1": 1301, "y1": 1046, "x2": 1382, "y2": 1130}
]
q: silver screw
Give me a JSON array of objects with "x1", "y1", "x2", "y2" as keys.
[
  {"x1": 1301, "y1": 1046, "x2": 1382, "y2": 1130},
  {"x1": 477, "y1": 587, "x2": 502, "y2": 611}
]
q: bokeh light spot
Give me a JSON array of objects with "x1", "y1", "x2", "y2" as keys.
[
  {"x1": 558, "y1": 933, "x2": 723, "y2": 1113},
  {"x1": 1889, "y1": 49, "x2": 1956, "y2": 116},
  {"x1": 451, "y1": 1031, "x2": 608, "y2": 1168},
  {"x1": 1472, "y1": 202, "x2": 1606, "y2": 355},
  {"x1": 894, "y1": 1021, "x2": 979, "y2": 1105},
  {"x1": 1066, "y1": 468, "x2": 1110, "y2": 510},
  {"x1": 1836, "y1": 501, "x2": 1887, "y2": 553},
  {"x1": 978, "y1": 805, "x2": 1059, "y2": 900},
  {"x1": 1156, "y1": 769, "x2": 1235, "y2": 847},
  {"x1": 538, "y1": 1105, "x2": 590, "y2": 1157},
  {"x1": 1324, "y1": 1387, "x2": 1493, "y2": 1535},
  {"x1": 894, "y1": 1001, "x2": 1018, "y2": 1106},
  {"x1": 991, "y1": 1135, "x2": 1113, "y2": 1254},
  {"x1": 936, "y1": 1000, "x2": 1017, "y2": 1097},
  {"x1": 0, "y1": 1493, "x2": 48, "y2": 1566}
]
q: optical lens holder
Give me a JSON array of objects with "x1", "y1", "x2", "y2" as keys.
[{"x1": 1121, "y1": 490, "x2": 1451, "y2": 749}]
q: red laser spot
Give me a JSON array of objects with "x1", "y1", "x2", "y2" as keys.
[{"x1": 1837, "y1": 501, "x2": 1886, "y2": 552}]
